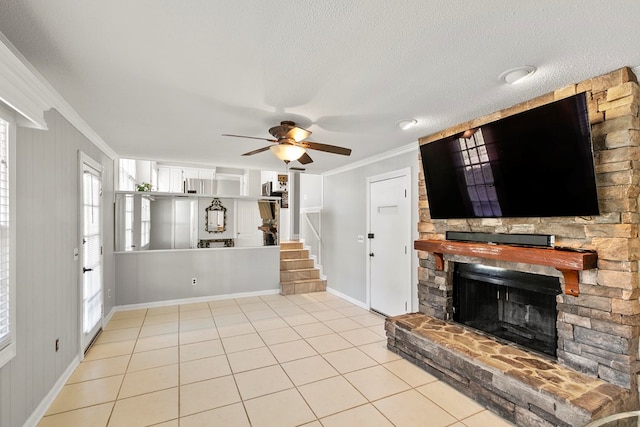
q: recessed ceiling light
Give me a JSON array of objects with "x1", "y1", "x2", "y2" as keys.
[
  {"x1": 499, "y1": 66, "x2": 536, "y2": 84},
  {"x1": 397, "y1": 119, "x2": 418, "y2": 130}
]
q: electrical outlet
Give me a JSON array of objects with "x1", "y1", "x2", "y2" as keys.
[
  {"x1": 191, "y1": 278, "x2": 197, "y2": 286},
  {"x1": 107, "y1": 288, "x2": 111, "y2": 298},
  {"x1": 55, "y1": 338, "x2": 60, "y2": 352}
]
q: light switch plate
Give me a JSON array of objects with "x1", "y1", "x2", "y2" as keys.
[{"x1": 357, "y1": 235, "x2": 365, "y2": 243}]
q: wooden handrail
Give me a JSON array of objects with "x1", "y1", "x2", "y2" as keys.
[{"x1": 414, "y1": 239, "x2": 597, "y2": 296}]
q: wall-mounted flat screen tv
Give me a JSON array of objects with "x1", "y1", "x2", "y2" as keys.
[{"x1": 420, "y1": 92, "x2": 599, "y2": 219}]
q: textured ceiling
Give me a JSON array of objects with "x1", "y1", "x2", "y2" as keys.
[{"x1": 0, "y1": 1, "x2": 639, "y2": 173}]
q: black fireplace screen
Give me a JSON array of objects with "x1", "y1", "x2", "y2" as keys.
[{"x1": 453, "y1": 263, "x2": 562, "y2": 357}]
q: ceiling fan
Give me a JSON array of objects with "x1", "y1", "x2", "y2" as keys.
[{"x1": 222, "y1": 121, "x2": 352, "y2": 167}]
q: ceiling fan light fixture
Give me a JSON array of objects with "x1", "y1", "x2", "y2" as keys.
[
  {"x1": 288, "y1": 127, "x2": 310, "y2": 142},
  {"x1": 270, "y1": 144, "x2": 306, "y2": 162},
  {"x1": 499, "y1": 66, "x2": 537, "y2": 84},
  {"x1": 397, "y1": 119, "x2": 418, "y2": 130}
]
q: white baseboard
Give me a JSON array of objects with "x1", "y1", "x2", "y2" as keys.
[
  {"x1": 23, "y1": 285, "x2": 372, "y2": 426},
  {"x1": 326, "y1": 287, "x2": 368, "y2": 310},
  {"x1": 104, "y1": 305, "x2": 117, "y2": 325},
  {"x1": 24, "y1": 288, "x2": 283, "y2": 426},
  {"x1": 114, "y1": 288, "x2": 280, "y2": 312},
  {"x1": 23, "y1": 354, "x2": 80, "y2": 427}
]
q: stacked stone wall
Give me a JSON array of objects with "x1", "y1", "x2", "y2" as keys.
[{"x1": 416, "y1": 68, "x2": 640, "y2": 391}]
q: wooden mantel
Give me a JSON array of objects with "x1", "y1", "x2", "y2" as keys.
[{"x1": 414, "y1": 239, "x2": 598, "y2": 296}]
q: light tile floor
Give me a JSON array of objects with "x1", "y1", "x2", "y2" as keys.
[{"x1": 38, "y1": 292, "x2": 515, "y2": 427}]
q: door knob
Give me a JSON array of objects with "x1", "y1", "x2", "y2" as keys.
[
  {"x1": 83, "y1": 267, "x2": 93, "y2": 273},
  {"x1": 369, "y1": 253, "x2": 374, "y2": 257}
]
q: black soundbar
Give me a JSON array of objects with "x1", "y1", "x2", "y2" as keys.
[{"x1": 445, "y1": 231, "x2": 554, "y2": 248}]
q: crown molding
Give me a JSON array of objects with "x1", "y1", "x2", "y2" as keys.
[
  {"x1": 0, "y1": 32, "x2": 118, "y2": 159},
  {"x1": 323, "y1": 141, "x2": 418, "y2": 177},
  {"x1": 0, "y1": 34, "x2": 49, "y2": 129}
]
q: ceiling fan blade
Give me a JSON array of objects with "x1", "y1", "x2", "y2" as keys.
[
  {"x1": 222, "y1": 134, "x2": 277, "y2": 143},
  {"x1": 296, "y1": 141, "x2": 352, "y2": 156},
  {"x1": 241, "y1": 146, "x2": 272, "y2": 156},
  {"x1": 298, "y1": 152, "x2": 313, "y2": 165},
  {"x1": 290, "y1": 167, "x2": 306, "y2": 171}
]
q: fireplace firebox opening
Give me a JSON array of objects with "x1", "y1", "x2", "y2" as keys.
[{"x1": 453, "y1": 263, "x2": 561, "y2": 358}]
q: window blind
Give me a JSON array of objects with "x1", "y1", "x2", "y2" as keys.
[{"x1": 0, "y1": 118, "x2": 10, "y2": 351}]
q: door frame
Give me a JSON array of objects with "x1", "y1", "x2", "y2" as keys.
[
  {"x1": 366, "y1": 167, "x2": 412, "y2": 312},
  {"x1": 78, "y1": 151, "x2": 103, "y2": 357}
]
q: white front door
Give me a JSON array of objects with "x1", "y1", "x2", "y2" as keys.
[
  {"x1": 369, "y1": 169, "x2": 411, "y2": 316},
  {"x1": 80, "y1": 154, "x2": 103, "y2": 352}
]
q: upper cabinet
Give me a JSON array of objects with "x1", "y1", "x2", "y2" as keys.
[{"x1": 119, "y1": 158, "x2": 247, "y2": 196}]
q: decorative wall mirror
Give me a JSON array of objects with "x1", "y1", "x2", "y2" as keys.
[{"x1": 205, "y1": 198, "x2": 226, "y2": 233}]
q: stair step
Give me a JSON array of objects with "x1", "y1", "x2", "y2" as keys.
[
  {"x1": 281, "y1": 259, "x2": 314, "y2": 271},
  {"x1": 280, "y1": 279, "x2": 327, "y2": 295},
  {"x1": 280, "y1": 241, "x2": 303, "y2": 250},
  {"x1": 279, "y1": 242, "x2": 324, "y2": 295},
  {"x1": 281, "y1": 268, "x2": 321, "y2": 282},
  {"x1": 280, "y1": 249, "x2": 309, "y2": 260}
]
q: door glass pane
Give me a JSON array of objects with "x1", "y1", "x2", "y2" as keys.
[{"x1": 82, "y1": 170, "x2": 102, "y2": 336}]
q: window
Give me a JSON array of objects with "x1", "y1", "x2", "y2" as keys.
[
  {"x1": 140, "y1": 197, "x2": 150, "y2": 248},
  {"x1": 0, "y1": 110, "x2": 15, "y2": 368},
  {"x1": 456, "y1": 128, "x2": 502, "y2": 217},
  {"x1": 123, "y1": 194, "x2": 134, "y2": 251},
  {"x1": 118, "y1": 158, "x2": 136, "y2": 191},
  {"x1": 81, "y1": 161, "x2": 103, "y2": 345},
  {"x1": 118, "y1": 159, "x2": 137, "y2": 251}
]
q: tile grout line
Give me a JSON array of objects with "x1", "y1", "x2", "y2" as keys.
[
  {"x1": 43, "y1": 292, "x2": 509, "y2": 426},
  {"x1": 211, "y1": 298, "x2": 254, "y2": 426}
]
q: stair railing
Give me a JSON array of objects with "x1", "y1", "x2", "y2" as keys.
[{"x1": 300, "y1": 207, "x2": 322, "y2": 267}]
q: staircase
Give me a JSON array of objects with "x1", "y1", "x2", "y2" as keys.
[{"x1": 280, "y1": 241, "x2": 326, "y2": 295}]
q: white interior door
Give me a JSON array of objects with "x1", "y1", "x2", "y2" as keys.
[
  {"x1": 369, "y1": 170, "x2": 411, "y2": 316},
  {"x1": 80, "y1": 154, "x2": 103, "y2": 352},
  {"x1": 236, "y1": 200, "x2": 263, "y2": 247}
]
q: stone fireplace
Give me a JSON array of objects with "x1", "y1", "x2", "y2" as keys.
[{"x1": 386, "y1": 68, "x2": 640, "y2": 426}]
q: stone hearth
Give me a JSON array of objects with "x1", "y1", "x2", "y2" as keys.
[{"x1": 386, "y1": 313, "x2": 629, "y2": 426}]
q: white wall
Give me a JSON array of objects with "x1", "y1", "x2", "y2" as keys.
[
  {"x1": 0, "y1": 109, "x2": 115, "y2": 427},
  {"x1": 300, "y1": 173, "x2": 323, "y2": 209},
  {"x1": 321, "y1": 149, "x2": 419, "y2": 305},
  {"x1": 243, "y1": 169, "x2": 262, "y2": 196},
  {"x1": 298, "y1": 174, "x2": 323, "y2": 261},
  {"x1": 216, "y1": 179, "x2": 240, "y2": 195}
]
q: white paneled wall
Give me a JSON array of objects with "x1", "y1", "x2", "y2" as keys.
[
  {"x1": 0, "y1": 109, "x2": 114, "y2": 427},
  {"x1": 115, "y1": 247, "x2": 279, "y2": 305}
]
